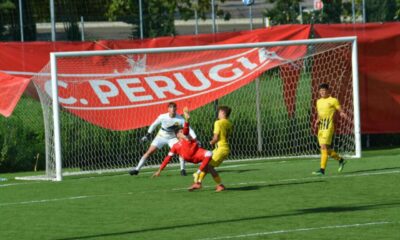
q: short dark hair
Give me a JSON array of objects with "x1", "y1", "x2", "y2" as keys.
[
  {"x1": 218, "y1": 106, "x2": 232, "y2": 118},
  {"x1": 168, "y1": 102, "x2": 177, "y2": 108},
  {"x1": 174, "y1": 126, "x2": 183, "y2": 135},
  {"x1": 318, "y1": 83, "x2": 329, "y2": 90}
]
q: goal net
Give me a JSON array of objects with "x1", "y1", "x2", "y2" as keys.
[{"x1": 25, "y1": 37, "x2": 361, "y2": 181}]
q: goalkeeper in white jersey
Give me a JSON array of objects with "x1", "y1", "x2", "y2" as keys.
[{"x1": 129, "y1": 102, "x2": 197, "y2": 176}]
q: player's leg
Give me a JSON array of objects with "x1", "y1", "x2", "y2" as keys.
[
  {"x1": 209, "y1": 147, "x2": 229, "y2": 191},
  {"x1": 168, "y1": 138, "x2": 187, "y2": 176},
  {"x1": 313, "y1": 129, "x2": 333, "y2": 175},
  {"x1": 189, "y1": 150, "x2": 211, "y2": 191},
  {"x1": 130, "y1": 137, "x2": 167, "y2": 175},
  {"x1": 208, "y1": 166, "x2": 225, "y2": 192},
  {"x1": 327, "y1": 148, "x2": 346, "y2": 172},
  {"x1": 179, "y1": 157, "x2": 187, "y2": 176}
]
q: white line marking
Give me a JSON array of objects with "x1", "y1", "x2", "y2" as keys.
[
  {"x1": 1, "y1": 169, "x2": 399, "y2": 207},
  {"x1": 0, "y1": 182, "x2": 42, "y2": 188},
  {"x1": 0, "y1": 196, "x2": 90, "y2": 207},
  {"x1": 198, "y1": 221, "x2": 393, "y2": 240}
]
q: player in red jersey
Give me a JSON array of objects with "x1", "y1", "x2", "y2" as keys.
[{"x1": 152, "y1": 107, "x2": 211, "y2": 191}]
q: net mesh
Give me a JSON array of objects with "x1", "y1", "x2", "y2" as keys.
[{"x1": 29, "y1": 41, "x2": 356, "y2": 180}]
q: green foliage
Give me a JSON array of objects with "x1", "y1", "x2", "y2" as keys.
[
  {"x1": 265, "y1": 0, "x2": 343, "y2": 24},
  {"x1": 0, "y1": 0, "x2": 15, "y2": 40},
  {"x1": 0, "y1": 1, "x2": 12, "y2": 39},
  {"x1": 63, "y1": 21, "x2": 81, "y2": 41},
  {"x1": 397, "y1": 0, "x2": 400, "y2": 20},
  {"x1": 0, "y1": 0, "x2": 37, "y2": 41},
  {"x1": 313, "y1": 0, "x2": 343, "y2": 23},
  {"x1": 264, "y1": 0, "x2": 303, "y2": 25},
  {"x1": 58, "y1": 1, "x2": 82, "y2": 41},
  {"x1": 11, "y1": 0, "x2": 36, "y2": 41},
  {"x1": 105, "y1": 0, "x2": 230, "y2": 38},
  {"x1": 364, "y1": 0, "x2": 397, "y2": 22},
  {"x1": 0, "y1": 97, "x2": 45, "y2": 173}
]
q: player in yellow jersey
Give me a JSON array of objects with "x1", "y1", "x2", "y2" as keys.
[
  {"x1": 313, "y1": 83, "x2": 348, "y2": 176},
  {"x1": 190, "y1": 106, "x2": 233, "y2": 192}
]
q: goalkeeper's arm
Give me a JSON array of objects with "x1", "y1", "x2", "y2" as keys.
[
  {"x1": 141, "y1": 115, "x2": 162, "y2": 142},
  {"x1": 141, "y1": 132, "x2": 152, "y2": 142}
]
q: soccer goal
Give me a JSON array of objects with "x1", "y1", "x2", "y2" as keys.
[{"x1": 20, "y1": 37, "x2": 361, "y2": 181}]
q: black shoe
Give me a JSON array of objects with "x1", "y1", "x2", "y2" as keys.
[
  {"x1": 312, "y1": 169, "x2": 325, "y2": 176},
  {"x1": 338, "y1": 159, "x2": 347, "y2": 172},
  {"x1": 129, "y1": 169, "x2": 139, "y2": 175},
  {"x1": 180, "y1": 169, "x2": 187, "y2": 176}
]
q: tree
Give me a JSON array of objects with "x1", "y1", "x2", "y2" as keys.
[
  {"x1": 263, "y1": 0, "x2": 303, "y2": 25},
  {"x1": 10, "y1": 0, "x2": 37, "y2": 41},
  {"x1": 106, "y1": 0, "x2": 230, "y2": 38},
  {"x1": 397, "y1": 0, "x2": 400, "y2": 20},
  {"x1": 313, "y1": 0, "x2": 342, "y2": 24},
  {"x1": 364, "y1": 0, "x2": 397, "y2": 22},
  {"x1": 264, "y1": 0, "x2": 343, "y2": 25},
  {"x1": 0, "y1": 0, "x2": 36, "y2": 41},
  {"x1": 0, "y1": 0, "x2": 14, "y2": 40}
]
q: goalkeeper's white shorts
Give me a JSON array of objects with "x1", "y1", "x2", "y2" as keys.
[{"x1": 151, "y1": 136, "x2": 178, "y2": 149}]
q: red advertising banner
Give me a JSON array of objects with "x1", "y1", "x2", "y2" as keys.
[
  {"x1": 0, "y1": 72, "x2": 30, "y2": 117},
  {"x1": 314, "y1": 23, "x2": 400, "y2": 133},
  {"x1": 0, "y1": 25, "x2": 311, "y2": 129},
  {"x1": 0, "y1": 26, "x2": 310, "y2": 78},
  {"x1": 35, "y1": 45, "x2": 307, "y2": 130}
]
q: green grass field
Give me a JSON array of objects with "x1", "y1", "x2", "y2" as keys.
[{"x1": 1, "y1": 148, "x2": 399, "y2": 240}]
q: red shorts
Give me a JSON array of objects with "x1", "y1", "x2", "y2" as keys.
[{"x1": 188, "y1": 148, "x2": 209, "y2": 164}]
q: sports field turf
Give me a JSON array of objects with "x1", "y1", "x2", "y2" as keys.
[{"x1": 1, "y1": 148, "x2": 399, "y2": 240}]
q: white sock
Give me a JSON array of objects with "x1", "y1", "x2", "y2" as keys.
[
  {"x1": 179, "y1": 156, "x2": 185, "y2": 170},
  {"x1": 135, "y1": 156, "x2": 147, "y2": 171}
]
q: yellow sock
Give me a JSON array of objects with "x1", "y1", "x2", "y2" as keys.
[
  {"x1": 321, "y1": 149, "x2": 328, "y2": 169},
  {"x1": 213, "y1": 176, "x2": 222, "y2": 184},
  {"x1": 198, "y1": 171, "x2": 206, "y2": 183},
  {"x1": 193, "y1": 172, "x2": 199, "y2": 183},
  {"x1": 328, "y1": 150, "x2": 341, "y2": 161}
]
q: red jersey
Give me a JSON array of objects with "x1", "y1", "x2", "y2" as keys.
[{"x1": 159, "y1": 121, "x2": 211, "y2": 171}]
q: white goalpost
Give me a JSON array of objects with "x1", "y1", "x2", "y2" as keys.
[{"x1": 18, "y1": 36, "x2": 361, "y2": 181}]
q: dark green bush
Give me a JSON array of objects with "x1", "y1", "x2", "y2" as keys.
[{"x1": 0, "y1": 97, "x2": 45, "y2": 173}]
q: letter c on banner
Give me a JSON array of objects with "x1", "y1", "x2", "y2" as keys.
[{"x1": 44, "y1": 80, "x2": 77, "y2": 105}]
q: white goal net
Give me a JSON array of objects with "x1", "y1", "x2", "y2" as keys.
[{"x1": 25, "y1": 37, "x2": 361, "y2": 181}]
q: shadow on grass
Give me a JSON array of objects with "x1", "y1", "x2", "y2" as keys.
[
  {"x1": 227, "y1": 180, "x2": 325, "y2": 191},
  {"x1": 56, "y1": 189, "x2": 400, "y2": 240},
  {"x1": 298, "y1": 202, "x2": 400, "y2": 214},
  {"x1": 218, "y1": 169, "x2": 260, "y2": 174},
  {"x1": 345, "y1": 166, "x2": 400, "y2": 174}
]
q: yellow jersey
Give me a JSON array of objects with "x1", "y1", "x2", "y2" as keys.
[
  {"x1": 213, "y1": 119, "x2": 233, "y2": 149},
  {"x1": 316, "y1": 96, "x2": 341, "y2": 130}
]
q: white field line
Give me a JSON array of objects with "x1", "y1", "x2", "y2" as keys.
[
  {"x1": 197, "y1": 221, "x2": 393, "y2": 240},
  {"x1": 0, "y1": 163, "x2": 260, "y2": 188},
  {"x1": 0, "y1": 169, "x2": 399, "y2": 207},
  {"x1": 0, "y1": 181, "x2": 43, "y2": 188},
  {"x1": 0, "y1": 196, "x2": 90, "y2": 207}
]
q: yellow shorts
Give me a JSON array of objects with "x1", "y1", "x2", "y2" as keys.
[
  {"x1": 210, "y1": 147, "x2": 230, "y2": 167},
  {"x1": 318, "y1": 128, "x2": 334, "y2": 146}
]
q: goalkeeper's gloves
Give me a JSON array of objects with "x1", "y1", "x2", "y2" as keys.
[{"x1": 140, "y1": 133, "x2": 152, "y2": 143}]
